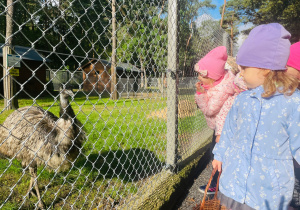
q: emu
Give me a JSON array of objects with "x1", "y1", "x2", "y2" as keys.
[{"x1": 0, "y1": 88, "x2": 85, "y2": 209}]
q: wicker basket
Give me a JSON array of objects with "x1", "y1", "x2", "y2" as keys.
[{"x1": 194, "y1": 168, "x2": 227, "y2": 210}]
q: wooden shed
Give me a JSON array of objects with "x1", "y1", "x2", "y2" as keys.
[
  {"x1": 80, "y1": 59, "x2": 140, "y2": 95},
  {"x1": 0, "y1": 44, "x2": 49, "y2": 97}
]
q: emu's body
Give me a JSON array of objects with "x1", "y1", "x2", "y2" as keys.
[{"x1": 0, "y1": 89, "x2": 85, "y2": 209}]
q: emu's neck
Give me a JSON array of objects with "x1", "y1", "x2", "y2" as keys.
[{"x1": 59, "y1": 96, "x2": 76, "y2": 120}]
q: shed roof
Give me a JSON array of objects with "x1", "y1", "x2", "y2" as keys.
[
  {"x1": 0, "y1": 44, "x2": 49, "y2": 62},
  {"x1": 80, "y1": 59, "x2": 140, "y2": 73}
]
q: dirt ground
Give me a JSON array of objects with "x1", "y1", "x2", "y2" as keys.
[
  {"x1": 147, "y1": 100, "x2": 197, "y2": 119},
  {"x1": 173, "y1": 160, "x2": 213, "y2": 209}
]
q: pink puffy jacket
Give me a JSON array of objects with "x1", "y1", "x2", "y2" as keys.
[
  {"x1": 195, "y1": 70, "x2": 235, "y2": 130},
  {"x1": 215, "y1": 73, "x2": 247, "y2": 135},
  {"x1": 215, "y1": 94, "x2": 237, "y2": 135}
]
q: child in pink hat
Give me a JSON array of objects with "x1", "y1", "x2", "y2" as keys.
[
  {"x1": 286, "y1": 42, "x2": 300, "y2": 80},
  {"x1": 194, "y1": 46, "x2": 235, "y2": 194},
  {"x1": 194, "y1": 46, "x2": 235, "y2": 131},
  {"x1": 215, "y1": 72, "x2": 247, "y2": 142},
  {"x1": 286, "y1": 41, "x2": 300, "y2": 210}
]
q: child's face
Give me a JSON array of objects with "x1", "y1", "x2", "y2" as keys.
[
  {"x1": 197, "y1": 72, "x2": 215, "y2": 86},
  {"x1": 239, "y1": 66, "x2": 269, "y2": 89},
  {"x1": 286, "y1": 66, "x2": 300, "y2": 80}
]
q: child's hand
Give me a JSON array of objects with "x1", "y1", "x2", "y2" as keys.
[
  {"x1": 215, "y1": 135, "x2": 220, "y2": 143},
  {"x1": 195, "y1": 82, "x2": 205, "y2": 93},
  {"x1": 212, "y1": 159, "x2": 222, "y2": 172}
]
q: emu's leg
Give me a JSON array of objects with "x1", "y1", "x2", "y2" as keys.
[
  {"x1": 29, "y1": 166, "x2": 45, "y2": 209},
  {"x1": 27, "y1": 167, "x2": 37, "y2": 197},
  {"x1": 26, "y1": 171, "x2": 36, "y2": 198}
]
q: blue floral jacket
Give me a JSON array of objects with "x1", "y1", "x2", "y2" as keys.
[{"x1": 213, "y1": 86, "x2": 300, "y2": 210}]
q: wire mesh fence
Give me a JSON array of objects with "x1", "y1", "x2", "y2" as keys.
[{"x1": 0, "y1": 0, "x2": 234, "y2": 209}]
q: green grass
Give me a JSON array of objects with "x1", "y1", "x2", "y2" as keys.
[
  {"x1": 178, "y1": 113, "x2": 206, "y2": 135},
  {"x1": 0, "y1": 92, "x2": 206, "y2": 209},
  {"x1": 0, "y1": 93, "x2": 168, "y2": 209}
]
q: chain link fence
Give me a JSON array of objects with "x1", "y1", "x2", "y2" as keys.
[{"x1": 0, "y1": 0, "x2": 234, "y2": 209}]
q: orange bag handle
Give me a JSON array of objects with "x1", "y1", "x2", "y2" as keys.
[{"x1": 200, "y1": 167, "x2": 222, "y2": 210}]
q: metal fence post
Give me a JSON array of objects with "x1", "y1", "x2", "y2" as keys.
[
  {"x1": 111, "y1": 0, "x2": 117, "y2": 100},
  {"x1": 166, "y1": 0, "x2": 178, "y2": 172}
]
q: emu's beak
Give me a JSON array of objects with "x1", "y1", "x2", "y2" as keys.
[{"x1": 66, "y1": 90, "x2": 75, "y2": 98}]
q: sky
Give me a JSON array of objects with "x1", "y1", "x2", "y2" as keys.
[
  {"x1": 202, "y1": 0, "x2": 253, "y2": 49},
  {"x1": 208, "y1": 0, "x2": 223, "y2": 20}
]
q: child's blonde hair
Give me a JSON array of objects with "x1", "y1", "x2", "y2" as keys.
[
  {"x1": 262, "y1": 70, "x2": 298, "y2": 98},
  {"x1": 226, "y1": 56, "x2": 239, "y2": 75}
]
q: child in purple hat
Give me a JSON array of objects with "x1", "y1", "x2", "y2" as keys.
[{"x1": 212, "y1": 23, "x2": 300, "y2": 210}]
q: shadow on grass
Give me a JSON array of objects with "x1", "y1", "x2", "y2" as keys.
[
  {"x1": 0, "y1": 148, "x2": 164, "y2": 209},
  {"x1": 75, "y1": 148, "x2": 164, "y2": 182},
  {"x1": 43, "y1": 148, "x2": 164, "y2": 208}
]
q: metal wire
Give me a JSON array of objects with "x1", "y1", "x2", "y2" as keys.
[{"x1": 0, "y1": 0, "x2": 233, "y2": 209}]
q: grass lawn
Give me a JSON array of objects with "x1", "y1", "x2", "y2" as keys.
[{"x1": 0, "y1": 92, "x2": 168, "y2": 209}]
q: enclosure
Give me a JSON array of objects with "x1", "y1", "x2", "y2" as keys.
[{"x1": 0, "y1": 0, "x2": 234, "y2": 209}]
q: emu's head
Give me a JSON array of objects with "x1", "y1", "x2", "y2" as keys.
[{"x1": 59, "y1": 86, "x2": 74, "y2": 103}]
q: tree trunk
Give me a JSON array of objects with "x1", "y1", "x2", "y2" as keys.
[
  {"x1": 158, "y1": 0, "x2": 166, "y2": 19},
  {"x1": 140, "y1": 56, "x2": 147, "y2": 89},
  {"x1": 220, "y1": 0, "x2": 226, "y2": 27},
  {"x1": 144, "y1": 69, "x2": 147, "y2": 89},
  {"x1": 183, "y1": 20, "x2": 193, "y2": 77},
  {"x1": 141, "y1": 72, "x2": 144, "y2": 88},
  {"x1": 3, "y1": 0, "x2": 18, "y2": 110},
  {"x1": 110, "y1": 0, "x2": 117, "y2": 100}
]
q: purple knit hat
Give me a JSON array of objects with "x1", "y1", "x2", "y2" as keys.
[{"x1": 236, "y1": 23, "x2": 291, "y2": 70}]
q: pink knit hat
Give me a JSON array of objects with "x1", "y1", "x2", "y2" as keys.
[
  {"x1": 196, "y1": 46, "x2": 228, "y2": 80},
  {"x1": 287, "y1": 42, "x2": 300, "y2": 71}
]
